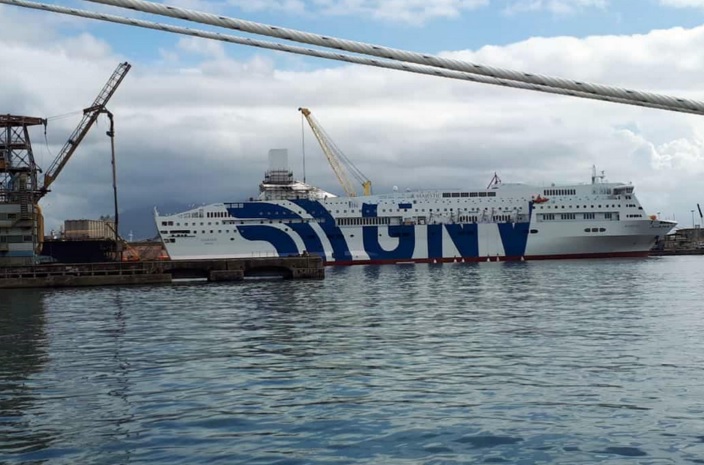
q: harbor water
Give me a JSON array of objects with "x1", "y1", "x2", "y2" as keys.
[{"x1": 1, "y1": 256, "x2": 704, "y2": 464}]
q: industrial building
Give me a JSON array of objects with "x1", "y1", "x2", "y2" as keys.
[{"x1": 62, "y1": 218, "x2": 116, "y2": 241}]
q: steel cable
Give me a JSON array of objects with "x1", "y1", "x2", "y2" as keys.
[
  {"x1": 83, "y1": 0, "x2": 704, "y2": 115},
  {"x1": 1, "y1": 0, "x2": 703, "y2": 115}
]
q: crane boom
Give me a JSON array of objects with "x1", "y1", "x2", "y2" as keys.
[
  {"x1": 41, "y1": 61, "x2": 131, "y2": 195},
  {"x1": 298, "y1": 107, "x2": 371, "y2": 197}
]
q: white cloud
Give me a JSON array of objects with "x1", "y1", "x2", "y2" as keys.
[
  {"x1": 177, "y1": 36, "x2": 227, "y2": 59},
  {"x1": 651, "y1": 137, "x2": 704, "y2": 172},
  {"x1": 504, "y1": 0, "x2": 607, "y2": 14},
  {"x1": 226, "y1": 0, "x2": 307, "y2": 14},
  {"x1": 227, "y1": 0, "x2": 487, "y2": 25},
  {"x1": 659, "y1": 0, "x2": 704, "y2": 8},
  {"x1": 315, "y1": 0, "x2": 488, "y2": 24},
  {"x1": 2, "y1": 3, "x2": 704, "y2": 233},
  {"x1": 441, "y1": 25, "x2": 704, "y2": 89}
]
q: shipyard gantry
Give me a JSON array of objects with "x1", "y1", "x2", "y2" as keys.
[
  {"x1": 0, "y1": 116, "x2": 46, "y2": 264},
  {"x1": 0, "y1": 63, "x2": 131, "y2": 266}
]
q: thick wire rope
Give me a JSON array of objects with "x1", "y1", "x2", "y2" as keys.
[
  {"x1": 1, "y1": 0, "x2": 703, "y2": 116},
  {"x1": 83, "y1": 0, "x2": 704, "y2": 115}
]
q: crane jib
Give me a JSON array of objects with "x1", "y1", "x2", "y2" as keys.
[
  {"x1": 40, "y1": 62, "x2": 131, "y2": 197},
  {"x1": 299, "y1": 107, "x2": 372, "y2": 197}
]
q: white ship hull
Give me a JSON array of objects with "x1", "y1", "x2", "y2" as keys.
[{"x1": 155, "y1": 175, "x2": 676, "y2": 265}]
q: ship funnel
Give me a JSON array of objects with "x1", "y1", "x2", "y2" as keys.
[{"x1": 268, "y1": 149, "x2": 289, "y2": 172}]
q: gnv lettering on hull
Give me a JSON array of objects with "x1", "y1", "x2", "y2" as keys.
[
  {"x1": 230, "y1": 200, "x2": 531, "y2": 262},
  {"x1": 363, "y1": 225, "x2": 415, "y2": 260},
  {"x1": 228, "y1": 203, "x2": 327, "y2": 257}
]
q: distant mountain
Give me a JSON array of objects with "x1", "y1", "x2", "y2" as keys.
[{"x1": 119, "y1": 202, "x2": 191, "y2": 241}]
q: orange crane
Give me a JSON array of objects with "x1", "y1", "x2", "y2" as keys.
[{"x1": 298, "y1": 107, "x2": 372, "y2": 197}]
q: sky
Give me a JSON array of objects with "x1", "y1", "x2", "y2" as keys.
[{"x1": 2, "y1": 0, "x2": 704, "y2": 236}]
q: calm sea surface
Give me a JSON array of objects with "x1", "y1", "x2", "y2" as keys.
[{"x1": 1, "y1": 256, "x2": 704, "y2": 464}]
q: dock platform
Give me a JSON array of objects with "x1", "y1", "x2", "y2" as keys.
[{"x1": 0, "y1": 256, "x2": 324, "y2": 289}]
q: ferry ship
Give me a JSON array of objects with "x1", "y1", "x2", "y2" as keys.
[{"x1": 155, "y1": 150, "x2": 676, "y2": 264}]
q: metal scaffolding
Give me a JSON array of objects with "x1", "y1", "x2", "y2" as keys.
[
  {"x1": 0, "y1": 115, "x2": 45, "y2": 264},
  {"x1": 0, "y1": 115, "x2": 45, "y2": 203}
]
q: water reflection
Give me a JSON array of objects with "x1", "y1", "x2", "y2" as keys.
[
  {"x1": 101, "y1": 289, "x2": 135, "y2": 465},
  {"x1": 0, "y1": 290, "x2": 54, "y2": 459}
]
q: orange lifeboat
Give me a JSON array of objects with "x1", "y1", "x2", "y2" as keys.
[{"x1": 533, "y1": 195, "x2": 549, "y2": 204}]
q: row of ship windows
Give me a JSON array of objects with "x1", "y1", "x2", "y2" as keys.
[
  {"x1": 229, "y1": 195, "x2": 629, "y2": 208},
  {"x1": 206, "y1": 212, "x2": 230, "y2": 218},
  {"x1": 163, "y1": 220, "x2": 225, "y2": 226},
  {"x1": 162, "y1": 230, "x2": 236, "y2": 235},
  {"x1": 538, "y1": 205, "x2": 642, "y2": 209},
  {"x1": 336, "y1": 215, "x2": 516, "y2": 225},
  {"x1": 164, "y1": 211, "x2": 645, "y2": 229},
  {"x1": 165, "y1": 227, "x2": 365, "y2": 236},
  {"x1": 166, "y1": 215, "x2": 531, "y2": 230},
  {"x1": 237, "y1": 206, "x2": 528, "y2": 215},
  {"x1": 162, "y1": 224, "x2": 613, "y2": 239},
  {"x1": 164, "y1": 238, "x2": 242, "y2": 243},
  {"x1": 162, "y1": 219, "x2": 321, "y2": 234},
  {"x1": 441, "y1": 192, "x2": 498, "y2": 198},
  {"x1": 175, "y1": 202, "x2": 640, "y2": 220},
  {"x1": 164, "y1": 212, "x2": 523, "y2": 234},
  {"x1": 325, "y1": 195, "x2": 624, "y2": 204},
  {"x1": 162, "y1": 219, "x2": 317, "y2": 227},
  {"x1": 543, "y1": 189, "x2": 577, "y2": 196},
  {"x1": 340, "y1": 206, "x2": 523, "y2": 216},
  {"x1": 380, "y1": 207, "x2": 524, "y2": 213},
  {"x1": 337, "y1": 217, "x2": 392, "y2": 226},
  {"x1": 162, "y1": 207, "x2": 644, "y2": 228},
  {"x1": 531, "y1": 226, "x2": 608, "y2": 233},
  {"x1": 540, "y1": 213, "x2": 619, "y2": 220},
  {"x1": 164, "y1": 206, "x2": 529, "y2": 227}
]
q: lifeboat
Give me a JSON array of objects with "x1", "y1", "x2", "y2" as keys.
[{"x1": 533, "y1": 195, "x2": 549, "y2": 204}]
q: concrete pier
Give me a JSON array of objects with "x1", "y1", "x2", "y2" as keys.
[{"x1": 0, "y1": 255, "x2": 324, "y2": 289}]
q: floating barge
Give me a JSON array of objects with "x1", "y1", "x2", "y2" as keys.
[{"x1": 0, "y1": 256, "x2": 324, "y2": 289}]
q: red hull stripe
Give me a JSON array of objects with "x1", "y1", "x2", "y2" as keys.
[{"x1": 326, "y1": 251, "x2": 650, "y2": 266}]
